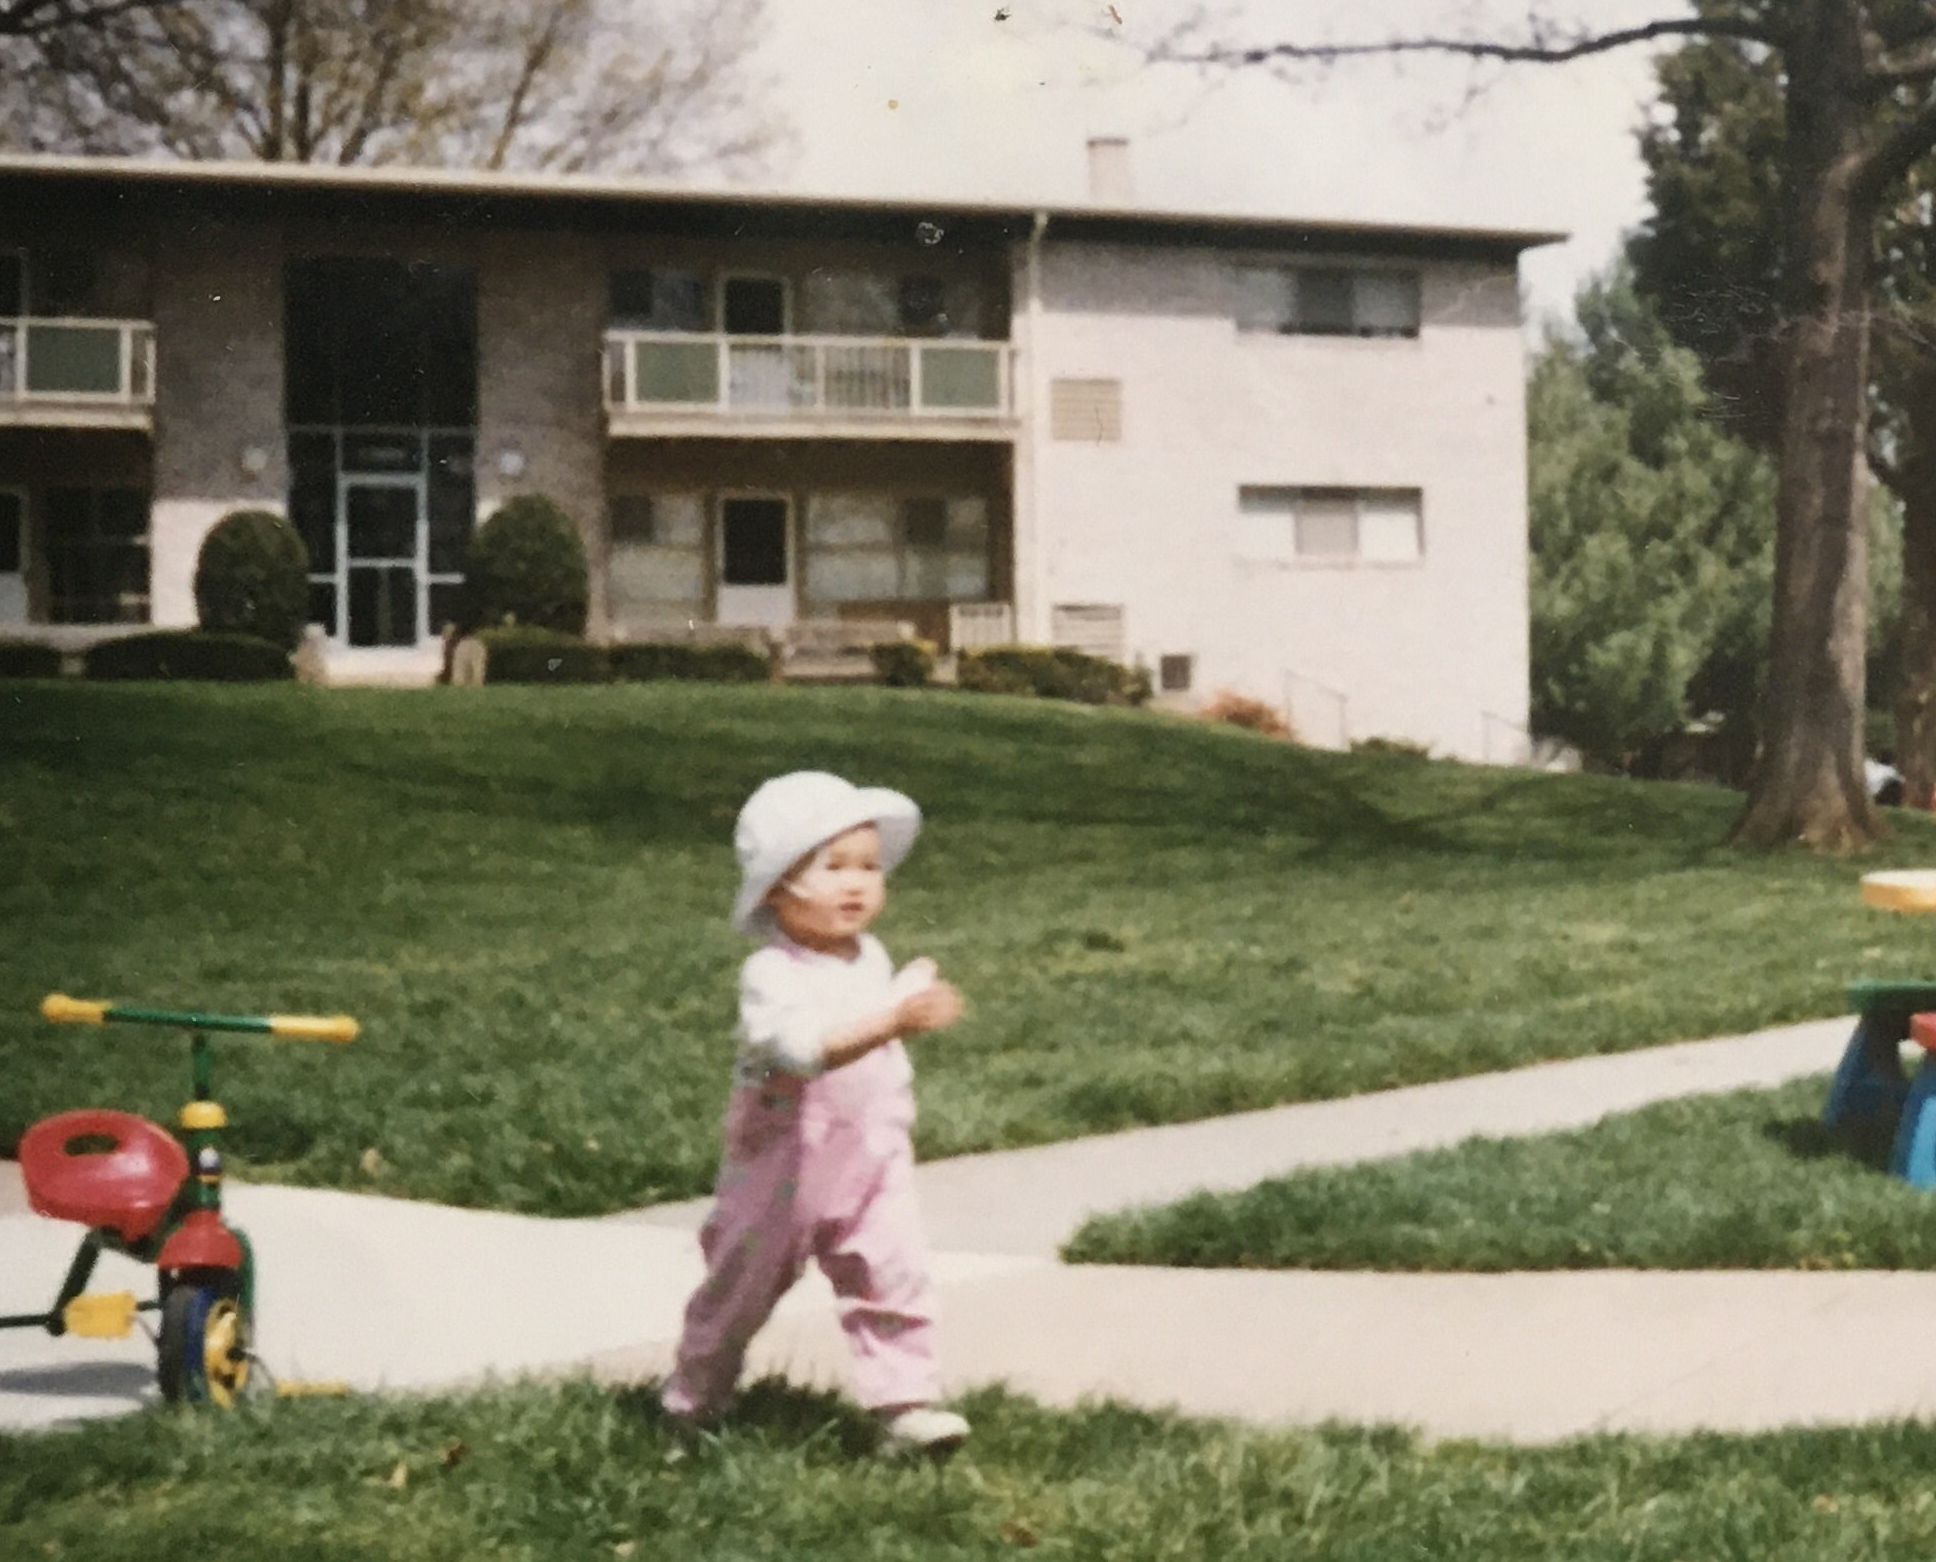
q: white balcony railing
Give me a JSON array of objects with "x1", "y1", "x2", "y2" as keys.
[
  {"x1": 604, "y1": 331, "x2": 1011, "y2": 421},
  {"x1": 0, "y1": 317, "x2": 156, "y2": 408}
]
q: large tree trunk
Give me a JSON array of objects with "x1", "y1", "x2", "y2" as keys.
[
  {"x1": 1733, "y1": 0, "x2": 1882, "y2": 849},
  {"x1": 1895, "y1": 361, "x2": 1936, "y2": 808}
]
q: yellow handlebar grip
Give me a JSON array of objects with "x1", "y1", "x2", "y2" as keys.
[
  {"x1": 42, "y1": 993, "x2": 108, "y2": 1025},
  {"x1": 268, "y1": 1013, "x2": 359, "y2": 1044}
]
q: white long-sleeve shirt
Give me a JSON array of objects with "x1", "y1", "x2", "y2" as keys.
[{"x1": 736, "y1": 933, "x2": 930, "y2": 1081}]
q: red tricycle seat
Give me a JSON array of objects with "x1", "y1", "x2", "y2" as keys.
[
  {"x1": 18, "y1": 1109, "x2": 188, "y2": 1244},
  {"x1": 1914, "y1": 1013, "x2": 1936, "y2": 1053}
]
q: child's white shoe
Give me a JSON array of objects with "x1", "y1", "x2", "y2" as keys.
[{"x1": 879, "y1": 1405, "x2": 970, "y2": 1454}]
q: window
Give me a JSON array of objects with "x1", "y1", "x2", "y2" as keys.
[
  {"x1": 1051, "y1": 603, "x2": 1126, "y2": 662},
  {"x1": 1049, "y1": 378, "x2": 1123, "y2": 442},
  {"x1": 45, "y1": 487, "x2": 149, "y2": 623},
  {"x1": 284, "y1": 256, "x2": 477, "y2": 427},
  {"x1": 608, "y1": 490, "x2": 705, "y2": 630},
  {"x1": 32, "y1": 249, "x2": 100, "y2": 317},
  {"x1": 610, "y1": 493, "x2": 656, "y2": 545},
  {"x1": 1237, "y1": 266, "x2": 1421, "y2": 339},
  {"x1": 722, "y1": 276, "x2": 787, "y2": 336},
  {"x1": 902, "y1": 496, "x2": 947, "y2": 550},
  {"x1": 609, "y1": 268, "x2": 708, "y2": 332},
  {"x1": 1237, "y1": 488, "x2": 1423, "y2": 565},
  {"x1": 898, "y1": 275, "x2": 947, "y2": 336},
  {"x1": 802, "y1": 493, "x2": 990, "y2": 604},
  {"x1": 1159, "y1": 654, "x2": 1193, "y2": 693}
]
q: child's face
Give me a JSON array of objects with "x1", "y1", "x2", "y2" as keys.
[{"x1": 768, "y1": 823, "x2": 886, "y2": 951}]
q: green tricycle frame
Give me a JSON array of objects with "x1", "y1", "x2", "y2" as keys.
[{"x1": 2, "y1": 994, "x2": 357, "y2": 1405}]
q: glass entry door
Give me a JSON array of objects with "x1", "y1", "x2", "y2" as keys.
[{"x1": 342, "y1": 477, "x2": 425, "y2": 647}]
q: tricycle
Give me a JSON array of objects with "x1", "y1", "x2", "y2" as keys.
[{"x1": 2, "y1": 993, "x2": 357, "y2": 1405}]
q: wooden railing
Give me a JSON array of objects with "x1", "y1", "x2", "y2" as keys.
[
  {"x1": 0, "y1": 318, "x2": 156, "y2": 406},
  {"x1": 604, "y1": 331, "x2": 1011, "y2": 419}
]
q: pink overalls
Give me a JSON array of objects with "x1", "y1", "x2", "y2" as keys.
[{"x1": 661, "y1": 934, "x2": 940, "y2": 1417}]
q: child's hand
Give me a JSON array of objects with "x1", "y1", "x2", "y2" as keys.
[{"x1": 896, "y1": 980, "x2": 963, "y2": 1037}]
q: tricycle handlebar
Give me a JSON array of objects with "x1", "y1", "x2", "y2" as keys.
[{"x1": 40, "y1": 993, "x2": 358, "y2": 1044}]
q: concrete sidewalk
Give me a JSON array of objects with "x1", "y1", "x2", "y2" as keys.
[{"x1": 4, "y1": 1014, "x2": 1903, "y2": 1442}]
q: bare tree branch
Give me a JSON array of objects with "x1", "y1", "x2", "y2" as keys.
[
  {"x1": 0, "y1": 0, "x2": 178, "y2": 37},
  {"x1": 485, "y1": 0, "x2": 571, "y2": 170},
  {"x1": 1152, "y1": 15, "x2": 1785, "y2": 73},
  {"x1": 1859, "y1": 87, "x2": 1936, "y2": 199},
  {"x1": 0, "y1": 0, "x2": 783, "y2": 174},
  {"x1": 1868, "y1": 40, "x2": 1936, "y2": 87}
]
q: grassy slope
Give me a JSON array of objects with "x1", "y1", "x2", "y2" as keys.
[
  {"x1": 1064, "y1": 1074, "x2": 1936, "y2": 1271},
  {"x1": 7, "y1": 681, "x2": 1936, "y2": 1215},
  {"x1": 9, "y1": 1380, "x2": 1936, "y2": 1560}
]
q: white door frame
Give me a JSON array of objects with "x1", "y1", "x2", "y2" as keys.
[
  {"x1": 0, "y1": 485, "x2": 27, "y2": 625},
  {"x1": 714, "y1": 490, "x2": 794, "y2": 630},
  {"x1": 335, "y1": 471, "x2": 429, "y2": 648}
]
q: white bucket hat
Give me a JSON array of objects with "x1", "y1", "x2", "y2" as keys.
[{"x1": 731, "y1": 770, "x2": 921, "y2": 937}]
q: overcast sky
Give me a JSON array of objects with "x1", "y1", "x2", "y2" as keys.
[{"x1": 751, "y1": 0, "x2": 1682, "y2": 331}]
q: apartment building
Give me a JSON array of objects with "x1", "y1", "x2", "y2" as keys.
[{"x1": 0, "y1": 154, "x2": 1555, "y2": 756}]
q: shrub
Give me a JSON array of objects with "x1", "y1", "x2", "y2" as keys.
[
  {"x1": 475, "y1": 626, "x2": 608, "y2": 684},
  {"x1": 85, "y1": 630, "x2": 293, "y2": 681},
  {"x1": 869, "y1": 639, "x2": 936, "y2": 688},
  {"x1": 1202, "y1": 690, "x2": 1293, "y2": 738},
  {"x1": 957, "y1": 645, "x2": 1150, "y2": 707},
  {"x1": 0, "y1": 641, "x2": 63, "y2": 679},
  {"x1": 464, "y1": 495, "x2": 589, "y2": 635},
  {"x1": 608, "y1": 640, "x2": 774, "y2": 683},
  {"x1": 194, "y1": 509, "x2": 310, "y2": 651},
  {"x1": 1351, "y1": 735, "x2": 1432, "y2": 761}
]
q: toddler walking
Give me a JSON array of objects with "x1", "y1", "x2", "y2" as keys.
[{"x1": 660, "y1": 770, "x2": 970, "y2": 1452}]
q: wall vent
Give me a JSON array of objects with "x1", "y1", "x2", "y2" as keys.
[
  {"x1": 1049, "y1": 378, "x2": 1123, "y2": 442},
  {"x1": 1051, "y1": 603, "x2": 1126, "y2": 663}
]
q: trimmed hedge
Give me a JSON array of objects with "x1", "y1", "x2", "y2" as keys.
[
  {"x1": 474, "y1": 626, "x2": 608, "y2": 684},
  {"x1": 85, "y1": 631, "x2": 293, "y2": 682},
  {"x1": 464, "y1": 495, "x2": 589, "y2": 635},
  {"x1": 870, "y1": 639, "x2": 936, "y2": 688},
  {"x1": 609, "y1": 641, "x2": 773, "y2": 683},
  {"x1": 1351, "y1": 735, "x2": 1432, "y2": 761},
  {"x1": 0, "y1": 641, "x2": 63, "y2": 679},
  {"x1": 194, "y1": 509, "x2": 310, "y2": 651},
  {"x1": 957, "y1": 645, "x2": 1151, "y2": 707}
]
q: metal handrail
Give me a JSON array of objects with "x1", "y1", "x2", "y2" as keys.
[{"x1": 603, "y1": 328, "x2": 1012, "y2": 417}]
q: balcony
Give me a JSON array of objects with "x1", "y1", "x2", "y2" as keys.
[
  {"x1": 604, "y1": 331, "x2": 1014, "y2": 441},
  {"x1": 0, "y1": 317, "x2": 156, "y2": 429}
]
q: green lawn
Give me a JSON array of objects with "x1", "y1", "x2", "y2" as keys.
[
  {"x1": 7, "y1": 681, "x2": 1936, "y2": 1216},
  {"x1": 11, "y1": 1378, "x2": 1936, "y2": 1559},
  {"x1": 1062, "y1": 1074, "x2": 1936, "y2": 1272}
]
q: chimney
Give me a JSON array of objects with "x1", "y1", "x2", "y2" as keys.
[{"x1": 1086, "y1": 136, "x2": 1133, "y2": 203}]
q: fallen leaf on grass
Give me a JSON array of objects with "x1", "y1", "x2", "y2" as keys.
[
  {"x1": 1000, "y1": 1518, "x2": 1040, "y2": 1546},
  {"x1": 384, "y1": 1461, "x2": 410, "y2": 1489},
  {"x1": 361, "y1": 1147, "x2": 385, "y2": 1176},
  {"x1": 441, "y1": 1440, "x2": 469, "y2": 1468}
]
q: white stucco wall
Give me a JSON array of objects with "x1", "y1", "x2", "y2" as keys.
[{"x1": 1023, "y1": 240, "x2": 1531, "y2": 761}]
